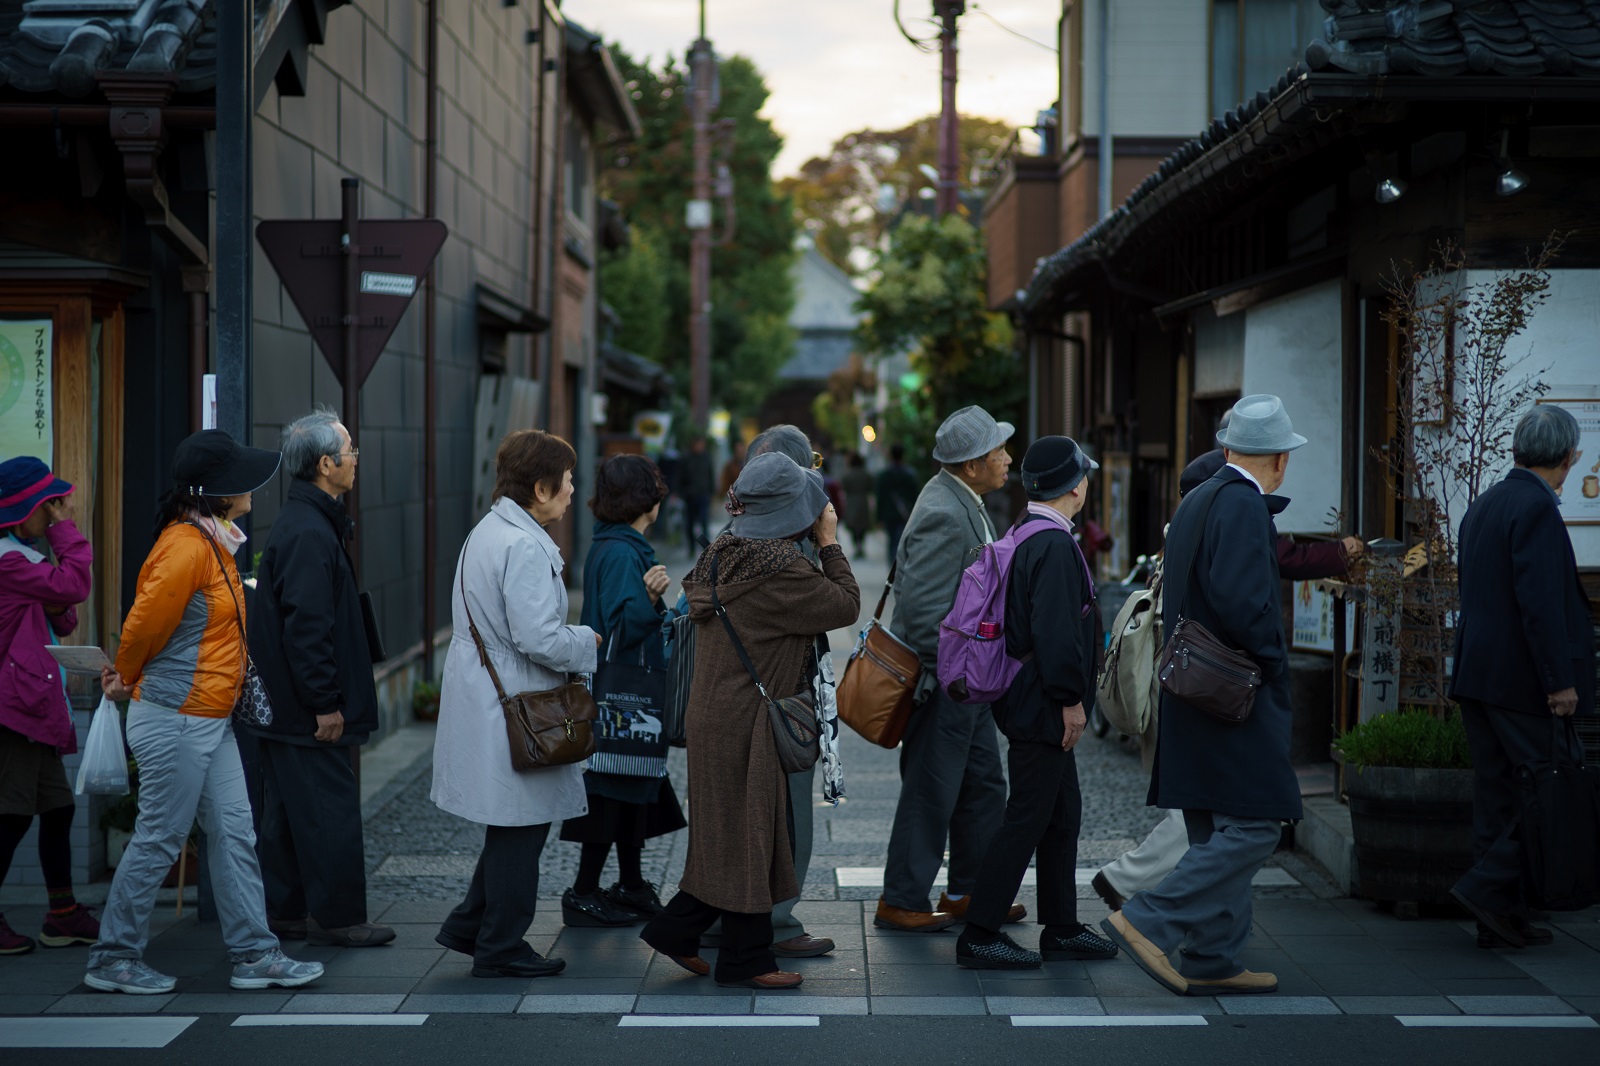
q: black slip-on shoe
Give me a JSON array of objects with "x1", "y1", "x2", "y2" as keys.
[
  {"x1": 603, "y1": 881, "x2": 664, "y2": 920},
  {"x1": 955, "y1": 930, "x2": 1042, "y2": 970},
  {"x1": 1040, "y1": 925, "x2": 1118, "y2": 961},
  {"x1": 435, "y1": 930, "x2": 476, "y2": 956},
  {"x1": 1451, "y1": 889, "x2": 1524, "y2": 949},
  {"x1": 1477, "y1": 921, "x2": 1553, "y2": 949},
  {"x1": 562, "y1": 889, "x2": 635, "y2": 928},
  {"x1": 471, "y1": 954, "x2": 566, "y2": 979}
]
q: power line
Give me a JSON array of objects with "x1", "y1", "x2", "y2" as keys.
[
  {"x1": 893, "y1": 0, "x2": 939, "y2": 53},
  {"x1": 969, "y1": 2, "x2": 1058, "y2": 53}
]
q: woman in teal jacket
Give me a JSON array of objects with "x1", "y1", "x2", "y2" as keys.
[{"x1": 559, "y1": 455, "x2": 686, "y2": 927}]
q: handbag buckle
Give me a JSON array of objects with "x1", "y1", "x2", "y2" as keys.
[{"x1": 564, "y1": 718, "x2": 576, "y2": 742}]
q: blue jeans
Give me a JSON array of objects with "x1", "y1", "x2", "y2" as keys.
[{"x1": 89, "y1": 702, "x2": 278, "y2": 967}]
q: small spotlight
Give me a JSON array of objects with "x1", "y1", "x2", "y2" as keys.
[
  {"x1": 1495, "y1": 166, "x2": 1529, "y2": 198},
  {"x1": 861, "y1": 425, "x2": 877, "y2": 444},
  {"x1": 1374, "y1": 177, "x2": 1407, "y2": 204}
]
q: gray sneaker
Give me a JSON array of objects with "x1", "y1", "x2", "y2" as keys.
[
  {"x1": 84, "y1": 959, "x2": 178, "y2": 995},
  {"x1": 230, "y1": 947, "x2": 324, "y2": 990}
]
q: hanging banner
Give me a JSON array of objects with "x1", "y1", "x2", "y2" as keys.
[
  {"x1": 0, "y1": 319, "x2": 53, "y2": 464},
  {"x1": 1291, "y1": 580, "x2": 1354, "y2": 654}
]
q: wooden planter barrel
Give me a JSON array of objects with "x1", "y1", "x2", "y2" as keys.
[{"x1": 1344, "y1": 765, "x2": 1474, "y2": 906}]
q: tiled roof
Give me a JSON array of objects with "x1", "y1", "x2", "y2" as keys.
[
  {"x1": 0, "y1": 0, "x2": 218, "y2": 97},
  {"x1": 1306, "y1": 0, "x2": 1600, "y2": 78}
]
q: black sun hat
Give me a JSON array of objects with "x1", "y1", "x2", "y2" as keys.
[{"x1": 171, "y1": 430, "x2": 282, "y2": 497}]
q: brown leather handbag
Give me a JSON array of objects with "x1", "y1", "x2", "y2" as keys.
[
  {"x1": 1156, "y1": 485, "x2": 1262, "y2": 725},
  {"x1": 459, "y1": 533, "x2": 598, "y2": 770},
  {"x1": 836, "y1": 561, "x2": 923, "y2": 748}
]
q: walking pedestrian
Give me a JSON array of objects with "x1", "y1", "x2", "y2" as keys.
[
  {"x1": 89, "y1": 430, "x2": 323, "y2": 995},
  {"x1": 640, "y1": 453, "x2": 859, "y2": 988},
  {"x1": 1101, "y1": 394, "x2": 1306, "y2": 997},
  {"x1": 957, "y1": 437, "x2": 1119, "y2": 969},
  {"x1": 875, "y1": 443, "x2": 920, "y2": 566},
  {"x1": 431, "y1": 430, "x2": 599, "y2": 979},
  {"x1": 0, "y1": 458, "x2": 98, "y2": 955},
  {"x1": 876, "y1": 406, "x2": 1016, "y2": 932},
  {"x1": 680, "y1": 436, "x2": 715, "y2": 557},
  {"x1": 247, "y1": 409, "x2": 392, "y2": 947},
  {"x1": 1448, "y1": 404, "x2": 1593, "y2": 949},
  {"x1": 841, "y1": 452, "x2": 874, "y2": 558},
  {"x1": 719, "y1": 439, "x2": 747, "y2": 500},
  {"x1": 559, "y1": 454, "x2": 686, "y2": 927}
]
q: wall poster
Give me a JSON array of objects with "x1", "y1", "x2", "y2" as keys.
[
  {"x1": 0, "y1": 318, "x2": 53, "y2": 465},
  {"x1": 1538, "y1": 397, "x2": 1600, "y2": 525}
]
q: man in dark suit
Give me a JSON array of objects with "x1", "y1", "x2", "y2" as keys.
[
  {"x1": 1449, "y1": 404, "x2": 1593, "y2": 949},
  {"x1": 1101, "y1": 394, "x2": 1306, "y2": 997}
]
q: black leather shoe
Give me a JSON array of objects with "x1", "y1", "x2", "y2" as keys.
[
  {"x1": 1477, "y1": 920, "x2": 1554, "y2": 949},
  {"x1": 603, "y1": 881, "x2": 664, "y2": 920},
  {"x1": 1091, "y1": 872, "x2": 1127, "y2": 911},
  {"x1": 471, "y1": 953, "x2": 566, "y2": 979},
  {"x1": 562, "y1": 889, "x2": 635, "y2": 928},
  {"x1": 955, "y1": 930, "x2": 1042, "y2": 970},
  {"x1": 435, "y1": 930, "x2": 475, "y2": 956},
  {"x1": 1040, "y1": 925, "x2": 1119, "y2": 961},
  {"x1": 1451, "y1": 889, "x2": 1524, "y2": 949}
]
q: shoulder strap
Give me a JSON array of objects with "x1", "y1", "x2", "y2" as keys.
[
  {"x1": 708, "y1": 550, "x2": 773, "y2": 702},
  {"x1": 870, "y1": 559, "x2": 897, "y2": 623},
  {"x1": 457, "y1": 530, "x2": 512, "y2": 703},
  {"x1": 185, "y1": 521, "x2": 249, "y2": 673}
]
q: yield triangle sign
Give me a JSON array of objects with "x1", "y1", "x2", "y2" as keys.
[{"x1": 256, "y1": 218, "x2": 448, "y2": 388}]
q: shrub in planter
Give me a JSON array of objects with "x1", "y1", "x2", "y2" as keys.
[
  {"x1": 1336, "y1": 709, "x2": 1475, "y2": 908},
  {"x1": 413, "y1": 680, "x2": 442, "y2": 722}
]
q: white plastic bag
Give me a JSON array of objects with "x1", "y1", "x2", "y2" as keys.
[{"x1": 74, "y1": 696, "x2": 129, "y2": 796}]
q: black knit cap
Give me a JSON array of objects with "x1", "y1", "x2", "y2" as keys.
[{"x1": 1020, "y1": 435, "x2": 1098, "y2": 501}]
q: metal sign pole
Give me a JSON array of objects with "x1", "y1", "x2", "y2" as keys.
[{"x1": 340, "y1": 178, "x2": 362, "y2": 573}]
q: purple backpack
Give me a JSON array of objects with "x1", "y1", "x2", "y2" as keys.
[{"x1": 936, "y1": 521, "x2": 1056, "y2": 704}]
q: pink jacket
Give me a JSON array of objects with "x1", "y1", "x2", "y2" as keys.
[{"x1": 0, "y1": 520, "x2": 92, "y2": 752}]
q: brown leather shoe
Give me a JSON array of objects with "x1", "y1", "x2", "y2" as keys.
[
  {"x1": 663, "y1": 954, "x2": 711, "y2": 976},
  {"x1": 718, "y1": 970, "x2": 803, "y2": 989},
  {"x1": 308, "y1": 921, "x2": 396, "y2": 947},
  {"x1": 1099, "y1": 912, "x2": 1187, "y2": 996},
  {"x1": 772, "y1": 934, "x2": 835, "y2": 958},
  {"x1": 1186, "y1": 970, "x2": 1278, "y2": 995},
  {"x1": 874, "y1": 897, "x2": 958, "y2": 932},
  {"x1": 268, "y1": 917, "x2": 308, "y2": 941},
  {"x1": 938, "y1": 892, "x2": 1027, "y2": 924}
]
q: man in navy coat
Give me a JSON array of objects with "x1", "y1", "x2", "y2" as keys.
[
  {"x1": 1449, "y1": 404, "x2": 1594, "y2": 949},
  {"x1": 1101, "y1": 394, "x2": 1306, "y2": 997}
]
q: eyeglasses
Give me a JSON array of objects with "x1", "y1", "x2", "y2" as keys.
[
  {"x1": 811, "y1": 451, "x2": 825, "y2": 469},
  {"x1": 336, "y1": 449, "x2": 359, "y2": 460}
]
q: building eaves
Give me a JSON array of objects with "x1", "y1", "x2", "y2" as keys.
[
  {"x1": 565, "y1": 20, "x2": 642, "y2": 140},
  {"x1": 1306, "y1": 0, "x2": 1600, "y2": 78}
]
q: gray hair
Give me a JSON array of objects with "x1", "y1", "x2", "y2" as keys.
[
  {"x1": 281, "y1": 407, "x2": 346, "y2": 481},
  {"x1": 1512, "y1": 404, "x2": 1579, "y2": 469},
  {"x1": 748, "y1": 424, "x2": 813, "y2": 469}
]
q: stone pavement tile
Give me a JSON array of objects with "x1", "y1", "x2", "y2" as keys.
[
  {"x1": 792, "y1": 902, "x2": 868, "y2": 925},
  {"x1": 517, "y1": 994, "x2": 637, "y2": 1014},
  {"x1": 1449, "y1": 995, "x2": 1577, "y2": 1015},
  {"x1": 978, "y1": 961, "x2": 1091, "y2": 981},
  {"x1": 551, "y1": 951, "x2": 653, "y2": 979},
  {"x1": 1430, "y1": 978, "x2": 1555, "y2": 997},
  {"x1": 283, "y1": 993, "x2": 406, "y2": 1013},
  {"x1": 164, "y1": 993, "x2": 293, "y2": 1013},
  {"x1": 763, "y1": 979, "x2": 866, "y2": 998},
  {"x1": 1270, "y1": 934, "x2": 1398, "y2": 966},
  {"x1": 402, "y1": 993, "x2": 520, "y2": 1013},
  {"x1": 1217, "y1": 996, "x2": 1340, "y2": 1015},
  {"x1": 1504, "y1": 960, "x2": 1600, "y2": 997},
  {"x1": 634, "y1": 978, "x2": 754, "y2": 998},
  {"x1": 754, "y1": 995, "x2": 869, "y2": 1015},
  {"x1": 1389, "y1": 948, "x2": 1530, "y2": 979},
  {"x1": 526, "y1": 977, "x2": 644, "y2": 996},
  {"x1": 1562, "y1": 997, "x2": 1600, "y2": 1016},
  {"x1": 986, "y1": 996, "x2": 1103, "y2": 1016},
  {"x1": 866, "y1": 966, "x2": 982, "y2": 996},
  {"x1": 0, "y1": 995, "x2": 58, "y2": 1015},
  {"x1": 141, "y1": 950, "x2": 228, "y2": 978},
  {"x1": 373, "y1": 924, "x2": 442, "y2": 944},
  {"x1": 0, "y1": 964, "x2": 93, "y2": 996},
  {"x1": 1103, "y1": 996, "x2": 1222, "y2": 1015},
  {"x1": 321, "y1": 948, "x2": 445, "y2": 977},
  {"x1": 635, "y1": 994, "x2": 752, "y2": 1014},
  {"x1": 869, "y1": 996, "x2": 987, "y2": 1016},
  {"x1": 298, "y1": 977, "x2": 420, "y2": 995},
  {"x1": 408, "y1": 972, "x2": 526, "y2": 996},
  {"x1": 976, "y1": 978, "x2": 1097, "y2": 999},
  {"x1": 782, "y1": 950, "x2": 867, "y2": 973},
  {"x1": 786, "y1": 926, "x2": 866, "y2": 952},
  {"x1": 866, "y1": 937, "x2": 962, "y2": 965},
  {"x1": 1088, "y1": 961, "x2": 1177, "y2": 998},
  {"x1": 1334, "y1": 996, "x2": 1459, "y2": 1015},
  {"x1": 373, "y1": 901, "x2": 458, "y2": 924},
  {"x1": 1250, "y1": 901, "x2": 1364, "y2": 936},
  {"x1": 46, "y1": 993, "x2": 175, "y2": 1013},
  {"x1": 1298, "y1": 964, "x2": 1440, "y2": 997}
]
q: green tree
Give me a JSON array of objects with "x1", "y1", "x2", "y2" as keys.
[
  {"x1": 856, "y1": 214, "x2": 1024, "y2": 451},
  {"x1": 600, "y1": 48, "x2": 797, "y2": 422},
  {"x1": 599, "y1": 223, "x2": 669, "y2": 361}
]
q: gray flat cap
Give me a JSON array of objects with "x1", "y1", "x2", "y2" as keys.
[
  {"x1": 1215, "y1": 394, "x2": 1307, "y2": 455},
  {"x1": 727, "y1": 452, "x2": 830, "y2": 540},
  {"x1": 932, "y1": 405, "x2": 1015, "y2": 465}
]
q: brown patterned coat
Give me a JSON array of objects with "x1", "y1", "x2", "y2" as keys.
[{"x1": 678, "y1": 534, "x2": 860, "y2": 912}]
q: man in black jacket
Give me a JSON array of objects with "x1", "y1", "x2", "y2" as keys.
[
  {"x1": 248, "y1": 409, "x2": 392, "y2": 947},
  {"x1": 955, "y1": 437, "x2": 1119, "y2": 970},
  {"x1": 1102, "y1": 394, "x2": 1306, "y2": 997},
  {"x1": 1449, "y1": 404, "x2": 1593, "y2": 949}
]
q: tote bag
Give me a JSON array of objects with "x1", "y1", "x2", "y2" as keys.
[{"x1": 586, "y1": 636, "x2": 670, "y2": 779}]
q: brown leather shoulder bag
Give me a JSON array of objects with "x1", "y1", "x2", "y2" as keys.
[
  {"x1": 836, "y1": 560, "x2": 922, "y2": 748},
  {"x1": 459, "y1": 530, "x2": 598, "y2": 770}
]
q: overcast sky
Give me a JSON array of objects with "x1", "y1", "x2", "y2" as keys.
[{"x1": 562, "y1": 1, "x2": 1060, "y2": 177}]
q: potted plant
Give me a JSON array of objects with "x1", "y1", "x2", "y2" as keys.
[
  {"x1": 412, "y1": 679, "x2": 442, "y2": 722},
  {"x1": 1336, "y1": 708, "x2": 1474, "y2": 912}
]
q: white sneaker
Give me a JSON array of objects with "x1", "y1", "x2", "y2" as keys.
[
  {"x1": 85, "y1": 959, "x2": 178, "y2": 995},
  {"x1": 230, "y1": 947, "x2": 324, "y2": 989}
]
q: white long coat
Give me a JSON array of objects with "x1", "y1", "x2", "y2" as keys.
[{"x1": 431, "y1": 497, "x2": 598, "y2": 826}]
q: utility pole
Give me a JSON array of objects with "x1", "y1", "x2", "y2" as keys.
[
  {"x1": 1097, "y1": 0, "x2": 1113, "y2": 219},
  {"x1": 687, "y1": 1, "x2": 714, "y2": 427},
  {"x1": 935, "y1": 1, "x2": 964, "y2": 216}
]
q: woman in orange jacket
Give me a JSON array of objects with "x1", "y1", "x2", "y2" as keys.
[{"x1": 85, "y1": 431, "x2": 324, "y2": 996}]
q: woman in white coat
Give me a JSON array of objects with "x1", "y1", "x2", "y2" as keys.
[{"x1": 431, "y1": 430, "x2": 599, "y2": 979}]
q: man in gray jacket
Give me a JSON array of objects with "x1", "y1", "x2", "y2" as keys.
[{"x1": 876, "y1": 406, "x2": 1021, "y2": 931}]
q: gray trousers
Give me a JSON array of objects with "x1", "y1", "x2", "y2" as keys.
[
  {"x1": 883, "y1": 689, "x2": 1006, "y2": 911},
  {"x1": 1119, "y1": 811, "x2": 1279, "y2": 980},
  {"x1": 1099, "y1": 808, "x2": 1188, "y2": 898},
  {"x1": 90, "y1": 702, "x2": 278, "y2": 967}
]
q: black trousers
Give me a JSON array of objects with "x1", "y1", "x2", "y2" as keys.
[
  {"x1": 441, "y1": 822, "x2": 552, "y2": 967},
  {"x1": 641, "y1": 891, "x2": 776, "y2": 982},
  {"x1": 967, "y1": 740, "x2": 1081, "y2": 935},
  {"x1": 1454, "y1": 699, "x2": 1581, "y2": 915},
  {"x1": 256, "y1": 739, "x2": 368, "y2": 928}
]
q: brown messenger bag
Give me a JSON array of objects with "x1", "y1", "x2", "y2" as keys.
[{"x1": 836, "y1": 561, "x2": 923, "y2": 748}]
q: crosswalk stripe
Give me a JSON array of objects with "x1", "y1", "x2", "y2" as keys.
[
  {"x1": 0, "y1": 1017, "x2": 198, "y2": 1048},
  {"x1": 232, "y1": 1014, "x2": 429, "y2": 1027},
  {"x1": 833, "y1": 866, "x2": 1298, "y2": 888},
  {"x1": 1011, "y1": 1015, "x2": 1210, "y2": 1027},
  {"x1": 619, "y1": 1016, "x2": 820, "y2": 1028},
  {"x1": 1394, "y1": 1016, "x2": 1597, "y2": 1029}
]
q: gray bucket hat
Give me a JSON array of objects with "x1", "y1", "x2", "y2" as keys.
[
  {"x1": 932, "y1": 405, "x2": 1015, "y2": 465},
  {"x1": 1215, "y1": 394, "x2": 1307, "y2": 455},
  {"x1": 727, "y1": 452, "x2": 830, "y2": 540}
]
